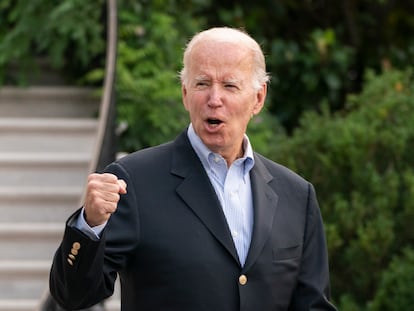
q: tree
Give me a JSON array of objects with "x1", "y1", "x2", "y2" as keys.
[
  {"x1": 273, "y1": 68, "x2": 414, "y2": 310},
  {"x1": 0, "y1": 0, "x2": 106, "y2": 85}
]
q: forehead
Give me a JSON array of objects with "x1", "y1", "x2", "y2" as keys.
[{"x1": 187, "y1": 40, "x2": 254, "y2": 79}]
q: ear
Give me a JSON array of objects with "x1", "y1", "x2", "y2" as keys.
[
  {"x1": 182, "y1": 83, "x2": 190, "y2": 111},
  {"x1": 252, "y1": 83, "x2": 267, "y2": 115}
]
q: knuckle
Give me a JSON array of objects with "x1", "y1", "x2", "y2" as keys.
[{"x1": 102, "y1": 173, "x2": 118, "y2": 182}]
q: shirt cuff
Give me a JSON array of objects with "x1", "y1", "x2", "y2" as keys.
[{"x1": 73, "y1": 207, "x2": 107, "y2": 240}]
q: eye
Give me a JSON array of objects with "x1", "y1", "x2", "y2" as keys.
[
  {"x1": 224, "y1": 83, "x2": 239, "y2": 90},
  {"x1": 195, "y1": 81, "x2": 209, "y2": 88}
]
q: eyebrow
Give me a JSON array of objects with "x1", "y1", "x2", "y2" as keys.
[
  {"x1": 223, "y1": 78, "x2": 241, "y2": 85},
  {"x1": 194, "y1": 75, "x2": 210, "y2": 82},
  {"x1": 194, "y1": 76, "x2": 242, "y2": 85}
]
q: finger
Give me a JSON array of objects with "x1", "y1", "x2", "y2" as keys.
[
  {"x1": 88, "y1": 172, "x2": 119, "y2": 184},
  {"x1": 100, "y1": 199, "x2": 118, "y2": 214},
  {"x1": 87, "y1": 178, "x2": 121, "y2": 194},
  {"x1": 99, "y1": 191, "x2": 121, "y2": 204},
  {"x1": 118, "y1": 179, "x2": 127, "y2": 194}
]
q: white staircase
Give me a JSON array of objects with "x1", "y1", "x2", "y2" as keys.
[{"x1": 0, "y1": 86, "x2": 120, "y2": 310}]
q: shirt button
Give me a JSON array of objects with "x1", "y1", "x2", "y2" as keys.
[
  {"x1": 232, "y1": 230, "x2": 238, "y2": 238},
  {"x1": 239, "y1": 274, "x2": 248, "y2": 285}
]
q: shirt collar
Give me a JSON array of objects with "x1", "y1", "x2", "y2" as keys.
[{"x1": 187, "y1": 123, "x2": 255, "y2": 175}]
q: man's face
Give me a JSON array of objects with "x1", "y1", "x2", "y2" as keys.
[{"x1": 182, "y1": 40, "x2": 266, "y2": 163}]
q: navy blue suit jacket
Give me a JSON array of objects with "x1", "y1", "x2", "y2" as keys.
[{"x1": 50, "y1": 130, "x2": 336, "y2": 311}]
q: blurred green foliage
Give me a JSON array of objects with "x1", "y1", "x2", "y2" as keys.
[
  {"x1": 0, "y1": 0, "x2": 106, "y2": 85},
  {"x1": 274, "y1": 68, "x2": 414, "y2": 310},
  {"x1": 115, "y1": 0, "x2": 200, "y2": 151},
  {"x1": 266, "y1": 28, "x2": 353, "y2": 130},
  {"x1": 368, "y1": 248, "x2": 414, "y2": 310}
]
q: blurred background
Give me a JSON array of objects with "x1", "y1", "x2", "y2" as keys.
[{"x1": 1, "y1": 0, "x2": 414, "y2": 310}]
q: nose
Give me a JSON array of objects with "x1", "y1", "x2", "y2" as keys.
[{"x1": 207, "y1": 84, "x2": 223, "y2": 108}]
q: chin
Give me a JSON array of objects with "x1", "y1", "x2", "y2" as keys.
[{"x1": 206, "y1": 141, "x2": 226, "y2": 154}]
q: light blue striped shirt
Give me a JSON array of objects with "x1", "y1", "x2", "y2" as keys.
[
  {"x1": 187, "y1": 124, "x2": 254, "y2": 266},
  {"x1": 76, "y1": 125, "x2": 255, "y2": 266}
]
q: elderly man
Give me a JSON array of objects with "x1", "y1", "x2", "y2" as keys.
[{"x1": 50, "y1": 27, "x2": 337, "y2": 311}]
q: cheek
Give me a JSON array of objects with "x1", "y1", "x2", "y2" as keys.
[
  {"x1": 235, "y1": 101, "x2": 254, "y2": 119},
  {"x1": 186, "y1": 93, "x2": 205, "y2": 111},
  {"x1": 183, "y1": 90, "x2": 194, "y2": 110},
  {"x1": 183, "y1": 99, "x2": 203, "y2": 122},
  {"x1": 182, "y1": 93, "x2": 194, "y2": 112}
]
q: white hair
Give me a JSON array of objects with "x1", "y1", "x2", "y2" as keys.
[{"x1": 179, "y1": 27, "x2": 270, "y2": 91}]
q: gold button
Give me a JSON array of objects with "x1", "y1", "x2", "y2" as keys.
[
  {"x1": 239, "y1": 274, "x2": 247, "y2": 285},
  {"x1": 71, "y1": 248, "x2": 78, "y2": 256},
  {"x1": 68, "y1": 254, "x2": 75, "y2": 260},
  {"x1": 72, "y1": 242, "x2": 81, "y2": 250},
  {"x1": 67, "y1": 258, "x2": 73, "y2": 266}
]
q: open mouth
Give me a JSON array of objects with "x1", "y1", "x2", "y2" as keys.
[{"x1": 207, "y1": 118, "x2": 223, "y2": 125}]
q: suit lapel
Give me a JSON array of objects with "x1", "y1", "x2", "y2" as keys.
[
  {"x1": 169, "y1": 132, "x2": 279, "y2": 269},
  {"x1": 171, "y1": 132, "x2": 240, "y2": 265},
  {"x1": 244, "y1": 155, "x2": 279, "y2": 271}
]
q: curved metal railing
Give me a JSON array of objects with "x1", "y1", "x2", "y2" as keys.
[
  {"x1": 37, "y1": 0, "x2": 118, "y2": 310},
  {"x1": 88, "y1": 0, "x2": 118, "y2": 175}
]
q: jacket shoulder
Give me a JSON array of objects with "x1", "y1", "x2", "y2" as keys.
[
  {"x1": 117, "y1": 141, "x2": 174, "y2": 168},
  {"x1": 254, "y1": 152, "x2": 310, "y2": 187}
]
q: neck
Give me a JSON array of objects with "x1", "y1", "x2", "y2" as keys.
[{"x1": 223, "y1": 144, "x2": 244, "y2": 167}]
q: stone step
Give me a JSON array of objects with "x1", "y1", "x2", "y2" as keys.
[
  {"x1": 0, "y1": 186, "x2": 81, "y2": 223},
  {"x1": 0, "y1": 260, "x2": 50, "y2": 300},
  {"x1": 0, "y1": 152, "x2": 90, "y2": 188},
  {"x1": 0, "y1": 87, "x2": 99, "y2": 118},
  {"x1": 0, "y1": 226, "x2": 120, "y2": 306},
  {"x1": 0, "y1": 118, "x2": 98, "y2": 153},
  {"x1": 105, "y1": 299, "x2": 121, "y2": 311},
  {"x1": 0, "y1": 299, "x2": 38, "y2": 311},
  {"x1": 0, "y1": 223, "x2": 64, "y2": 261},
  {"x1": 0, "y1": 299, "x2": 120, "y2": 311},
  {"x1": 0, "y1": 85, "x2": 102, "y2": 308},
  {"x1": 0, "y1": 268, "x2": 121, "y2": 310}
]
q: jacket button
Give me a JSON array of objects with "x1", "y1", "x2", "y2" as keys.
[{"x1": 239, "y1": 274, "x2": 247, "y2": 285}]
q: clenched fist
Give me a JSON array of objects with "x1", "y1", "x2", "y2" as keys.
[{"x1": 83, "y1": 173, "x2": 127, "y2": 227}]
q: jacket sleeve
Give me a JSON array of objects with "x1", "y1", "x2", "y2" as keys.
[
  {"x1": 49, "y1": 212, "x2": 114, "y2": 310},
  {"x1": 289, "y1": 183, "x2": 337, "y2": 311},
  {"x1": 49, "y1": 161, "x2": 139, "y2": 310}
]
